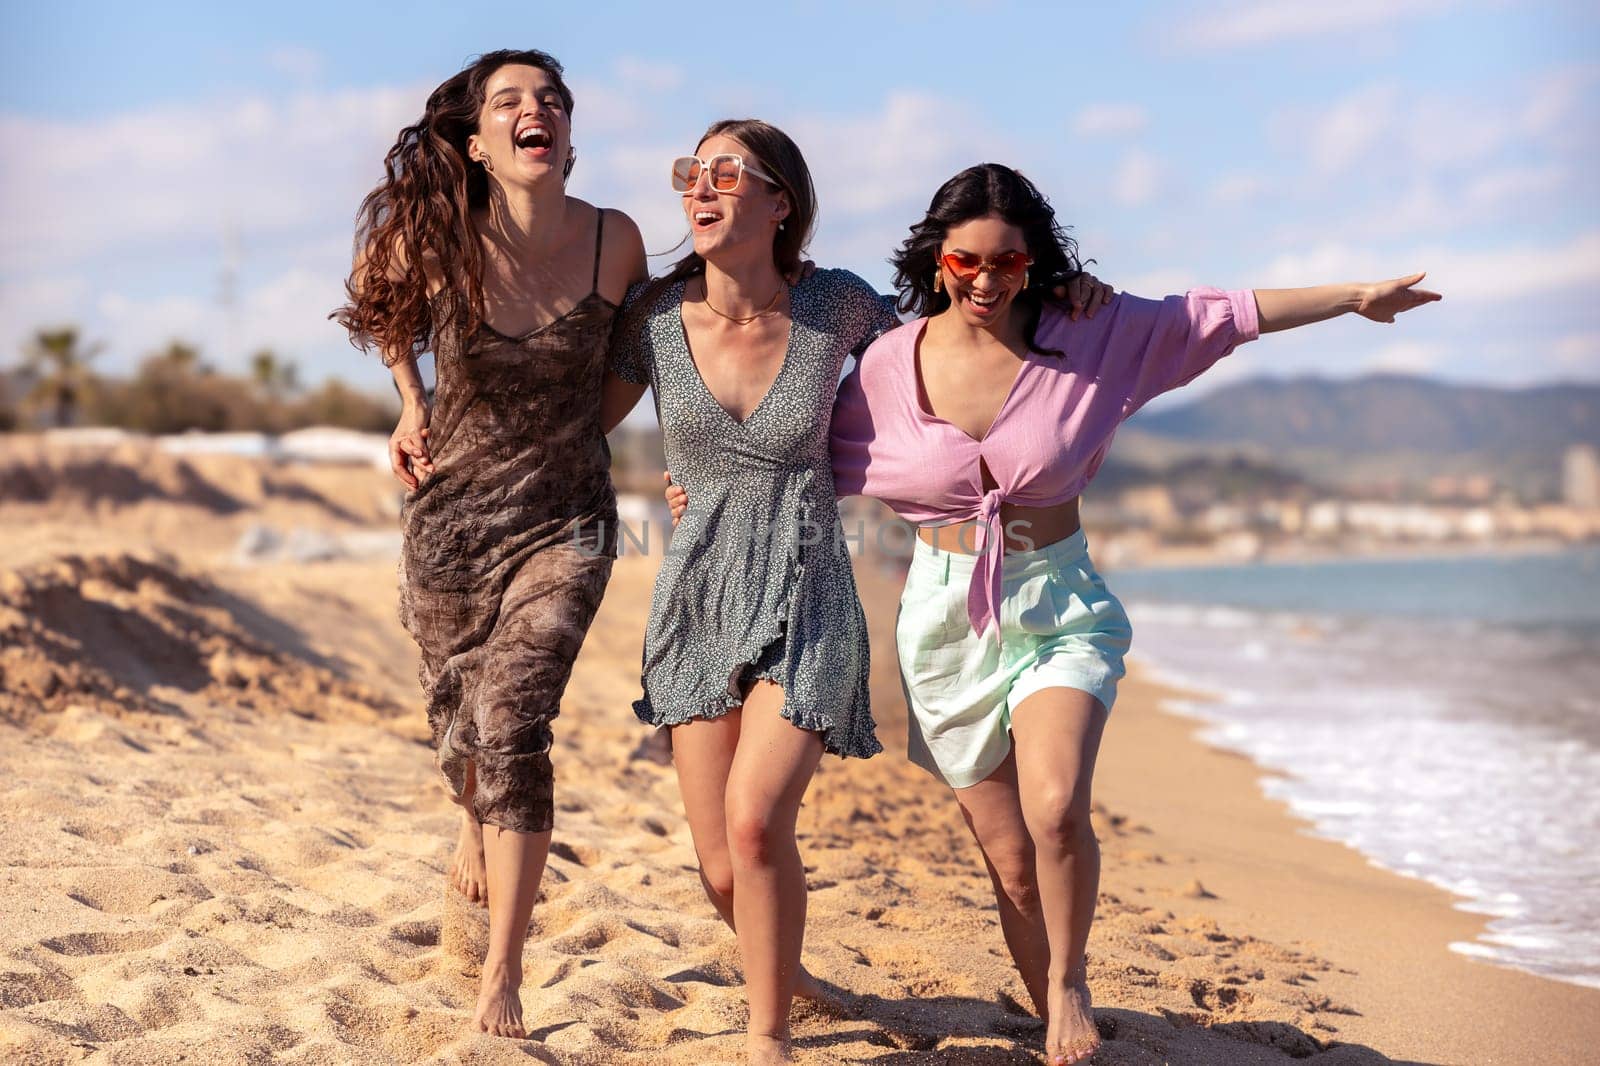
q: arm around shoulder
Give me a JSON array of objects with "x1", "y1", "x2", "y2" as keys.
[{"x1": 598, "y1": 208, "x2": 650, "y2": 305}]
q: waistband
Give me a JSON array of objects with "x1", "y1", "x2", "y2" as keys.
[{"x1": 909, "y1": 528, "x2": 1091, "y2": 586}]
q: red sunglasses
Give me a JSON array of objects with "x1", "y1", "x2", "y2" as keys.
[{"x1": 938, "y1": 250, "x2": 1033, "y2": 281}]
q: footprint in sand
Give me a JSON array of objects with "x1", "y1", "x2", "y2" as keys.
[{"x1": 39, "y1": 929, "x2": 171, "y2": 957}]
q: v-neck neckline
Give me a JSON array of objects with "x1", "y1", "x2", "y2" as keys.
[
  {"x1": 909, "y1": 317, "x2": 1032, "y2": 445},
  {"x1": 676, "y1": 276, "x2": 799, "y2": 429}
]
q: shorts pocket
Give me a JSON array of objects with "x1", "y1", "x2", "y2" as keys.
[
  {"x1": 901, "y1": 564, "x2": 969, "y2": 645},
  {"x1": 1044, "y1": 566, "x2": 1132, "y2": 647}
]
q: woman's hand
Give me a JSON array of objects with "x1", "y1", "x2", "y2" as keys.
[
  {"x1": 663, "y1": 471, "x2": 688, "y2": 527},
  {"x1": 1356, "y1": 272, "x2": 1443, "y2": 323},
  {"x1": 389, "y1": 399, "x2": 433, "y2": 489},
  {"x1": 1050, "y1": 271, "x2": 1115, "y2": 321},
  {"x1": 1256, "y1": 273, "x2": 1443, "y2": 333}
]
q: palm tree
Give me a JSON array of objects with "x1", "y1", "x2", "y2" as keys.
[
  {"x1": 250, "y1": 349, "x2": 300, "y2": 399},
  {"x1": 159, "y1": 341, "x2": 204, "y2": 374},
  {"x1": 23, "y1": 327, "x2": 102, "y2": 428}
]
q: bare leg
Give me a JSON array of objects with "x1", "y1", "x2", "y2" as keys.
[
  {"x1": 450, "y1": 760, "x2": 490, "y2": 906},
  {"x1": 671, "y1": 713, "x2": 744, "y2": 924},
  {"x1": 951, "y1": 749, "x2": 1050, "y2": 1020},
  {"x1": 724, "y1": 680, "x2": 824, "y2": 1064},
  {"x1": 671, "y1": 711, "x2": 832, "y2": 1005},
  {"x1": 473, "y1": 823, "x2": 551, "y2": 1038},
  {"x1": 1010, "y1": 688, "x2": 1109, "y2": 1065}
]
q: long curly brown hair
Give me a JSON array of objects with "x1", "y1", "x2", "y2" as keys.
[{"x1": 331, "y1": 49, "x2": 574, "y2": 365}]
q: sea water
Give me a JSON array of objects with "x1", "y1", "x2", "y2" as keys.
[{"x1": 1105, "y1": 546, "x2": 1600, "y2": 990}]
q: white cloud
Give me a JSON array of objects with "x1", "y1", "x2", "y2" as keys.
[
  {"x1": 792, "y1": 91, "x2": 1000, "y2": 218},
  {"x1": 1072, "y1": 103, "x2": 1148, "y2": 138},
  {"x1": 1302, "y1": 83, "x2": 1402, "y2": 175},
  {"x1": 1111, "y1": 151, "x2": 1162, "y2": 207},
  {"x1": 1209, "y1": 172, "x2": 1273, "y2": 205},
  {"x1": 1520, "y1": 64, "x2": 1600, "y2": 138},
  {"x1": 786, "y1": 91, "x2": 1009, "y2": 272},
  {"x1": 1463, "y1": 164, "x2": 1568, "y2": 213},
  {"x1": 1361, "y1": 340, "x2": 1447, "y2": 373},
  {"x1": 80, "y1": 260, "x2": 380, "y2": 382},
  {"x1": 570, "y1": 61, "x2": 688, "y2": 135},
  {"x1": 1283, "y1": 67, "x2": 1597, "y2": 185},
  {"x1": 1552, "y1": 332, "x2": 1600, "y2": 375},
  {"x1": 0, "y1": 83, "x2": 425, "y2": 271},
  {"x1": 1170, "y1": 0, "x2": 1462, "y2": 51},
  {"x1": 611, "y1": 58, "x2": 684, "y2": 95},
  {"x1": 1257, "y1": 230, "x2": 1600, "y2": 301},
  {"x1": 1115, "y1": 269, "x2": 1203, "y2": 298}
]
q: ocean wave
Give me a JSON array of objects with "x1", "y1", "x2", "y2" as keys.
[{"x1": 1123, "y1": 557, "x2": 1600, "y2": 990}]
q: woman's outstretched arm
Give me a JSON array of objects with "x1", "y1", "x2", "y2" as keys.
[{"x1": 1255, "y1": 272, "x2": 1442, "y2": 333}]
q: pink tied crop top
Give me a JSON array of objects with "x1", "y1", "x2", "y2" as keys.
[{"x1": 830, "y1": 288, "x2": 1260, "y2": 637}]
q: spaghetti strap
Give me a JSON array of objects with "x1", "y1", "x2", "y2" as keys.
[{"x1": 591, "y1": 208, "x2": 606, "y2": 293}]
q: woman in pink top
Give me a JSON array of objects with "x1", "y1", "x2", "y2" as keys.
[
  {"x1": 833, "y1": 164, "x2": 1439, "y2": 1064},
  {"x1": 675, "y1": 162, "x2": 1439, "y2": 1063}
]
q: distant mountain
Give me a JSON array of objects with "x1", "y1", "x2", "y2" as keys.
[
  {"x1": 1127, "y1": 375, "x2": 1600, "y2": 454},
  {"x1": 1117, "y1": 375, "x2": 1600, "y2": 500}
]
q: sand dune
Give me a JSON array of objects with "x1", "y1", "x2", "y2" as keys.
[
  {"x1": 2, "y1": 444, "x2": 1595, "y2": 1063},
  {"x1": 0, "y1": 435, "x2": 398, "y2": 564}
]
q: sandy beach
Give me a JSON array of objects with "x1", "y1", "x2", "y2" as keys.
[{"x1": 2, "y1": 437, "x2": 1597, "y2": 1064}]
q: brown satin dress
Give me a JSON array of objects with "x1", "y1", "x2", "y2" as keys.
[{"x1": 399, "y1": 209, "x2": 618, "y2": 834}]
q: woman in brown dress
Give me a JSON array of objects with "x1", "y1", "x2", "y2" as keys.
[{"x1": 334, "y1": 49, "x2": 647, "y2": 1038}]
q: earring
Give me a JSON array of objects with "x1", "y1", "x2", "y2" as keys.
[
  {"x1": 478, "y1": 155, "x2": 493, "y2": 173},
  {"x1": 933, "y1": 271, "x2": 943, "y2": 293},
  {"x1": 1023, "y1": 269, "x2": 1030, "y2": 288},
  {"x1": 563, "y1": 147, "x2": 576, "y2": 181}
]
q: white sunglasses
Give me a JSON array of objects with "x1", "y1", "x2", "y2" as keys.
[{"x1": 670, "y1": 153, "x2": 779, "y2": 193}]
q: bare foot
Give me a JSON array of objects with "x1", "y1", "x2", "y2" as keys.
[
  {"x1": 746, "y1": 1032, "x2": 793, "y2": 1064},
  {"x1": 472, "y1": 959, "x2": 525, "y2": 1038},
  {"x1": 450, "y1": 809, "x2": 488, "y2": 906},
  {"x1": 1045, "y1": 969, "x2": 1100, "y2": 1064},
  {"x1": 794, "y1": 965, "x2": 846, "y2": 1013}
]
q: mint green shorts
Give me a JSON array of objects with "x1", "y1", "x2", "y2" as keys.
[{"x1": 894, "y1": 531, "x2": 1132, "y2": 789}]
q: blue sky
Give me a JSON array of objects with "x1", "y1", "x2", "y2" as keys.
[{"x1": 2, "y1": 1, "x2": 1596, "y2": 401}]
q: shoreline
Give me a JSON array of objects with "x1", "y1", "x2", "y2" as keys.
[
  {"x1": 1101, "y1": 534, "x2": 1588, "y2": 574},
  {"x1": 1097, "y1": 664, "x2": 1600, "y2": 1064},
  {"x1": 1154, "y1": 689, "x2": 1600, "y2": 996}
]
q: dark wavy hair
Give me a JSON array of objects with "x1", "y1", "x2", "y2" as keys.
[
  {"x1": 332, "y1": 49, "x2": 574, "y2": 364},
  {"x1": 890, "y1": 163, "x2": 1084, "y2": 355}
]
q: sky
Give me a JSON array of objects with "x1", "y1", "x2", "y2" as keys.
[{"x1": 1, "y1": 0, "x2": 1596, "y2": 404}]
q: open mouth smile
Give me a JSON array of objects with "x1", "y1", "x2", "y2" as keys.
[
  {"x1": 966, "y1": 289, "x2": 1001, "y2": 315},
  {"x1": 514, "y1": 124, "x2": 553, "y2": 157}
]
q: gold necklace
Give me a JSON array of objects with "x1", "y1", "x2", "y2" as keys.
[{"x1": 702, "y1": 281, "x2": 786, "y2": 325}]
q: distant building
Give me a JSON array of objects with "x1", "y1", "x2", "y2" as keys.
[
  {"x1": 1106, "y1": 485, "x2": 1178, "y2": 529},
  {"x1": 1563, "y1": 445, "x2": 1600, "y2": 510}
]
